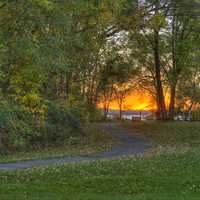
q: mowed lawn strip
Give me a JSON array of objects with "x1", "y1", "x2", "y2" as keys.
[
  {"x1": 122, "y1": 121, "x2": 200, "y2": 147},
  {"x1": 0, "y1": 150, "x2": 200, "y2": 200}
]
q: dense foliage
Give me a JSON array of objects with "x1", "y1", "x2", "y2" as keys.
[
  {"x1": 0, "y1": 0, "x2": 199, "y2": 151},
  {"x1": 0, "y1": 0, "x2": 112, "y2": 151},
  {"x1": 0, "y1": 100, "x2": 86, "y2": 153},
  {"x1": 0, "y1": 101, "x2": 35, "y2": 152}
]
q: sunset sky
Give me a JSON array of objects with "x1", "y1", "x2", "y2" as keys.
[
  {"x1": 98, "y1": 90, "x2": 172, "y2": 111},
  {"x1": 99, "y1": 91, "x2": 158, "y2": 111}
]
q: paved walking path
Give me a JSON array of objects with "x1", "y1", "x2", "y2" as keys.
[{"x1": 0, "y1": 123, "x2": 152, "y2": 171}]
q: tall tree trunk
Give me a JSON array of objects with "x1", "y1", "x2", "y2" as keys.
[
  {"x1": 103, "y1": 95, "x2": 110, "y2": 120},
  {"x1": 187, "y1": 102, "x2": 194, "y2": 121},
  {"x1": 153, "y1": 30, "x2": 167, "y2": 120},
  {"x1": 119, "y1": 103, "x2": 122, "y2": 120},
  {"x1": 168, "y1": 3, "x2": 177, "y2": 120},
  {"x1": 103, "y1": 105, "x2": 109, "y2": 120},
  {"x1": 168, "y1": 84, "x2": 176, "y2": 120}
]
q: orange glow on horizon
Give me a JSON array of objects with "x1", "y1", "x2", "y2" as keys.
[{"x1": 99, "y1": 91, "x2": 157, "y2": 111}]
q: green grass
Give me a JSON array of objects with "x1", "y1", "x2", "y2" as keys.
[
  {"x1": 0, "y1": 124, "x2": 117, "y2": 163},
  {"x1": 122, "y1": 121, "x2": 200, "y2": 147},
  {"x1": 0, "y1": 151, "x2": 200, "y2": 199},
  {"x1": 1, "y1": 121, "x2": 200, "y2": 199}
]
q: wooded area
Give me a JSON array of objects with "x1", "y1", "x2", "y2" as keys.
[{"x1": 0, "y1": 0, "x2": 199, "y2": 151}]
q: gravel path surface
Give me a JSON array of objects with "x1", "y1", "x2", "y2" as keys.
[{"x1": 0, "y1": 123, "x2": 152, "y2": 171}]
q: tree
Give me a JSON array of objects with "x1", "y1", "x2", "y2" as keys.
[
  {"x1": 124, "y1": 0, "x2": 168, "y2": 120},
  {"x1": 114, "y1": 82, "x2": 133, "y2": 120},
  {"x1": 119, "y1": 0, "x2": 200, "y2": 120},
  {"x1": 165, "y1": 0, "x2": 200, "y2": 119}
]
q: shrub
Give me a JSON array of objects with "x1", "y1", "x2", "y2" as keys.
[
  {"x1": 42, "y1": 102, "x2": 84, "y2": 144},
  {"x1": 0, "y1": 100, "x2": 89, "y2": 152},
  {"x1": 0, "y1": 101, "x2": 35, "y2": 153}
]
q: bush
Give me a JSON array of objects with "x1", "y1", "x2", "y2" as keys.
[
  {"x1": 0, "y1": 101, "x2": 35, "y2": 153},
  {"x1": 42, "y1": 103, "x2": 84, "y2": 144},
  {"x1": 0, "y1": 100, "x2": 88, "y2": 153},
  {"x1": 84, "y1": 103, "x2": 102, "y2": 122}
]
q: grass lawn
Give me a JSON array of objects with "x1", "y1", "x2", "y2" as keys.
[
  {"x1": 0, "y1": 124, "x2": 117, "y2": 163},
  {"x1": 0, "y1": 151, "x2": 200, "y2": 200},
  {"x1": 122, "y1": 121, "x2": 200, "y2": 147},
  {"x1": 0, "y1": 121, "x2": 200, "y2": 199}
]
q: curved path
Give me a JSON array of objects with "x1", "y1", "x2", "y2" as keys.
[{"x1": 0, "y1": 123, "x2": 152, "y2": 171}]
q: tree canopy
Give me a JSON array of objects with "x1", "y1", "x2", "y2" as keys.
[{"x1": 0, "y1": 0, "x2": 199, "y2": 150}]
